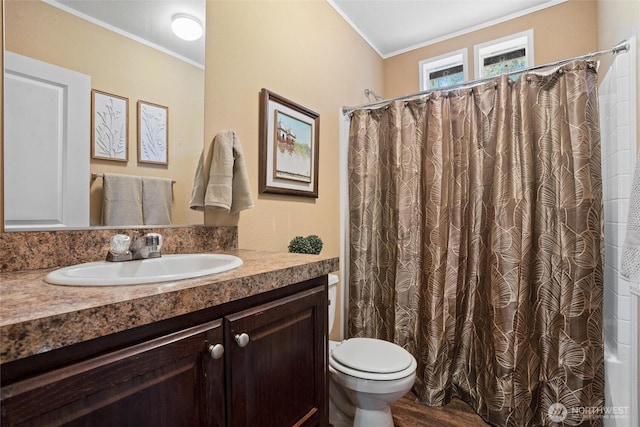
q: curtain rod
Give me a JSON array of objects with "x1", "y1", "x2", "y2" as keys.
[
  {"x1": 91, "y1": 172, "x2": 175, "y2": 184},
  {"x1": 342, "y1": 39, "x2": 630, "y2": 116}
]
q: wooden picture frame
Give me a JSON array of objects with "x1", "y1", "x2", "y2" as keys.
[
  {"x1": 137, "y1": 100, "x2": 168, "y2": 165},
  {"x1": 259, "y1": 88, "x2": 319, "y2": 198},
  {"x1": 91, "y1": 89, "x2": 128, "y2": 161}
]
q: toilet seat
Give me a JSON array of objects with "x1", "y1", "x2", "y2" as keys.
[{"x1": 330, "y1": 338, "x2": 417, "y2": 381}]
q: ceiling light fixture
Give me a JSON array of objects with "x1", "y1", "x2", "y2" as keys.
[{"x1": 171, "y1": 14, "x2": 203, "y2": 41}]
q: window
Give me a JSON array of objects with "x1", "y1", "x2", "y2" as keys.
[
  {"x1": 419, "y1": 48, "x2": 468, "y2": 90},
  {"x1": 474, "y1": 30, "x2": 534, "y2": 79}
]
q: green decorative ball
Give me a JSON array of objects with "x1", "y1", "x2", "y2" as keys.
[{"x1": 288, "y1": 235, "x2": 323, "y2": 254}]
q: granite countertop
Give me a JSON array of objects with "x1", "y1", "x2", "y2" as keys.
[{"x1": 0, "y1": 249, "x2": 339, "y2": 364}]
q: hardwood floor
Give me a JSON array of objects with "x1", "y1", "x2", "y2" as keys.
[{"x1": 391, "y1": 392, "x2": 490, "y2": 427}]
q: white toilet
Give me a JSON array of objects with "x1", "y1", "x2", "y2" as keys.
[{"x1": 328, "y1": 274, "x2": 417, "y2": 427}]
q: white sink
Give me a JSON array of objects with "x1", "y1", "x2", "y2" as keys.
[{"x1": 44, "y1": 254, "x2": 243, "y2": 286}]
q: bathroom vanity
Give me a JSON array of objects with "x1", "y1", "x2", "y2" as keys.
[{"x1": 0, "y1": 242, "x2": 338, "y2": 427}]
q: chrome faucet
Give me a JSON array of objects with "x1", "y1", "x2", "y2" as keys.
[
  {"x1": 144, "y1": 233, "x2": 162, "y2": 258},
  {"x1": 106, "y1": 232, "x2": 163, "y2": 262}
]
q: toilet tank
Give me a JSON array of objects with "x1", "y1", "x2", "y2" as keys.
[{"x1": 328, "y1": 274, "x2": 338, "y2": 333}]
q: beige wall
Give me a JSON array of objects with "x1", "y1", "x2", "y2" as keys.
[
  {"x1": 383, "y1": 0, "x2": 598, "y2": 98},
  {"x1": 202, "y1": 0, "x2": 382, "y2": 258},
  {"x1": 4, "y1": 0, "x2": 204, "y2": 226}
]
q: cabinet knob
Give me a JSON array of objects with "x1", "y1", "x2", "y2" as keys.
[
  {"x1": 235, "y1": 333, "x2": 250, "y2": 348},
  {"x1": 208, "y1": 343, "x2": 224, "y2": 359}
]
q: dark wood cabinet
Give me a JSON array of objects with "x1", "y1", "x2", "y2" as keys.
[
  {"x1": 1, "y1": 280, "x2": 327, "y2": 427},
  {"x1": 225, "y1": 287, "x2": 326, "y2": 426},
  {"x1": 1, "y1": 319, "x2": 225, "y2": 426}
]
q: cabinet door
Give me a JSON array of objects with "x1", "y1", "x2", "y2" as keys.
[
  {"x1": 1, "y1": 320, "x2": 225, "y2": 427},
  {"x1": 225, "y1": 285, "x2": 327, "y2": 427}
]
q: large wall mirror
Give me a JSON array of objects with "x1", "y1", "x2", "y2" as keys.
[{"x1": 3, "y1": 0, "x2": 205, "y2": 231}]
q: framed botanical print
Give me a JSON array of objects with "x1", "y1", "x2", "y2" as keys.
[
  {"x1": 137, "y1": 100, "x2": 168, "y2": 165},
  {"x1": 91, "y1": 89, "x2": 128, "y2": 161}
]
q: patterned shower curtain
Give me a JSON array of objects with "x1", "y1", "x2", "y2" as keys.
[{"x1": 348, "y1": 60, "x2": 604, "y2": 427}]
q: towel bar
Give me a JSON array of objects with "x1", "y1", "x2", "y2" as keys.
[{"x1": 91, "y1": 173, "x2": 175, "y2": 184}]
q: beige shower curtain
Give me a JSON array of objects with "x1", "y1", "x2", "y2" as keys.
[{"x1": 348, "y1": 61, "x2": 604, "y2": 427}]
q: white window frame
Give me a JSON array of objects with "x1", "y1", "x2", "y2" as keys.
[
  {"x1": 419, "y1": 48, "x2": 469, "y2": 91},
  {"x1": 474, "y1": 29, "x2": 534, "y2": 79}
]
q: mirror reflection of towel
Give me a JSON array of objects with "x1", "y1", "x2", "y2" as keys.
[
  {"x1": 190, "y1": 130, "x2": 254, "y2": 213},
  {"x1": 102, "y1": 173, "x2": 143, "y2": 226},
  {"x1": 621, "y1": 154, "x2": 640, "y2": 284},
  {"x1": 142, "y1": 177, "x2": 173, "y2": 225}
]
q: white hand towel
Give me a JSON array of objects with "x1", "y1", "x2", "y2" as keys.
[
  {"x1": 142, "y1": 177, "x2": 173, "y2": 225},
  {"x1": 190, "y1": 130, "x2": 254, "y2": 213},
  {"x1": 102, "y1": 173, "x2": 143, "y2": 226},
  {"x1": 621, "y1": 154, "x2": 640, "y2": 284}
]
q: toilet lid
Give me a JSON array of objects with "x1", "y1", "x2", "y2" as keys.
[{"x1": 331, "y1": 338, "x2": 413, "y2": 374}]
